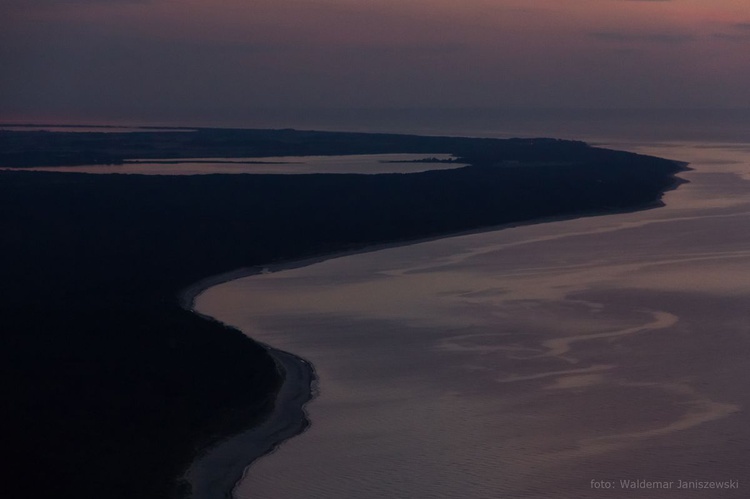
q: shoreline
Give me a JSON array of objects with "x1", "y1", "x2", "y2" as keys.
[
  {"x1": 176, "y1": 160, "x2": 690, "y2": 499},
  {"x1": 181, "y1": 346, "x2": 316, "y2": 499},
  {"x1": 180, "y1": 160, "x2": 690, "y2": 312}
]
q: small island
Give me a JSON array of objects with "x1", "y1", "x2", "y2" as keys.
[{"x1": 0, "y1": 127, "x2": 686, "y2": 499}]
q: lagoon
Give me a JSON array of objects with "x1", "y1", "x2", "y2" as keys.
[{"x1": 2, "y1": 154, "x2": 464, "y2": 175}]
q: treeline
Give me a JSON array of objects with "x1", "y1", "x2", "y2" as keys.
[{"x1": 2, "y1": 127, "x2": 603, "y2": 167}]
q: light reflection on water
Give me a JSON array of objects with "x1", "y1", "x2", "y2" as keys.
[
  {"x1": 2, "y1": 154, "x2": 464, "y2": 175},
  {"x1": 196, "y1": 140, "x2": 750, "y2": 498}
]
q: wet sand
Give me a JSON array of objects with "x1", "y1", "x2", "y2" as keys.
[
  {"x1": 181, "y1": 347, "x2": 315, "y2": 499},
  {"x1": 180, "y1": 266, "x2": 318, "y2": 499}
]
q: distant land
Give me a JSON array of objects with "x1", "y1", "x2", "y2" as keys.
[{"x1": 0, "y1": 127, "x2": 686, "y2": 499}]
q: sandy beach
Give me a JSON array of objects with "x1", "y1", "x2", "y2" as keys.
[
  {"x1": 180, "y1": 266, "x2": 318, "y2": 499},
  {"x1": 181, "y1": 347, "x2": 315, "y2": 499}
]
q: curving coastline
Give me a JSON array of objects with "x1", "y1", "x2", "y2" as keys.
[
  {"x1": 182, "y1": 344, "x2": 316, "y2": 499},
  {"x1": 179, "y1": 261, "x2": 318, "y2": 499},
  {"x1": 193, "y1": 142, "x2": 750, "y2": 499},
  {"x1": 176, "y1": 158, "x2": 690, "y2": 499},
  {"x1": 0, "y1": 126, "x2": 694, "y2": 499}
]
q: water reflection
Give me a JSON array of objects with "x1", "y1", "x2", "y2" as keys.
[
  {"x1": 196, "y1": 141, "x2": 750, "y2": 498},
  {"x1": 2, "y1": 154, "x2": 464, "y2": 175}
]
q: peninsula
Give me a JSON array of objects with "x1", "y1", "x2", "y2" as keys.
[{"x1": 0, "y1": 127, "x2": 686, "y2": 499}]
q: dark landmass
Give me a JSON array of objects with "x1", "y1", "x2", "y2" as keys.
[
  {"x1": 0, "y1": 127, "x2": 656, "y2": 168},
  {"x1": 380, "y1": 156, "x2": 463, "y2": 164},
  {"x1": 0, "y1": 128, "x2": 685, "y2": 499},
  {"x1": 0, "y1": 128, "x2": 453, "y2": 167}
]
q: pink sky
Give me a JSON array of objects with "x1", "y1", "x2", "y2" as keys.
[{"x1": 1, "y1": 0, "x2": 748, "y2": 124}]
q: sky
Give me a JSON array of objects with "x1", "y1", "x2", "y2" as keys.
[{"x1": 1, "y1": 0, "x2": 749, "y2": 126}]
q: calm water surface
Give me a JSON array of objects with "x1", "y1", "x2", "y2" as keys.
[
  {"x1": 196, "y1": 139, "x2": 750, "y2": 498},
  {"x1": 4, "y1": 154, "x2": 464, "y2": 175}
]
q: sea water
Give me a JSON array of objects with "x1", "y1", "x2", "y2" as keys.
[{"x1": 195, "y1": 116, "x2": 750, "y2": 498}]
